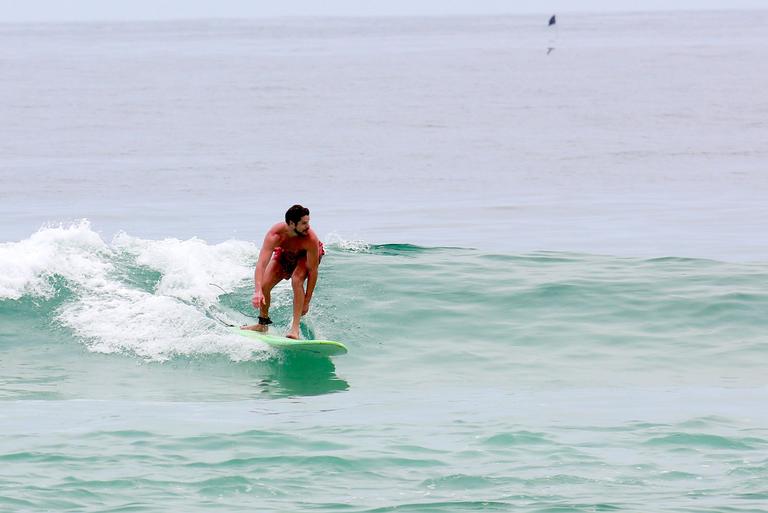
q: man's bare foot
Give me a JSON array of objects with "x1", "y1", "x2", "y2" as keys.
[
  {"x1": 285, "y1": 327, "x2": 300, "y2": 340},
  {"x1": 241, "y1": 324, "x2": 268, "y2": 332}
]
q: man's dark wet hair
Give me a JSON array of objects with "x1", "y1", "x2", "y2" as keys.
[{"x1": 285, "y1": 204, "x2": 310, "y2": 225}]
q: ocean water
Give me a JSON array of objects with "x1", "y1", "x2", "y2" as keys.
[{"x1": 2, "y1": 10, "x2": 768, "y2": 513}]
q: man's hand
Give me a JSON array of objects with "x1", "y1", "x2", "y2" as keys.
[{"x1": 252, "y1": 290, "x2": 265, "y2": 310}]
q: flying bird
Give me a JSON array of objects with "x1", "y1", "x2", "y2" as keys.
[{"x1": 547, "y1": 15, "x2": 557, "y2": 54}]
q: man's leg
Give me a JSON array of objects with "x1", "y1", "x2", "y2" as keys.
[
  {"x1": 243, "y1": 259, "x2": 283, "y2": 332},
  {"x1": 286, "y1": 264, "x2": 308, "y2": 339}
]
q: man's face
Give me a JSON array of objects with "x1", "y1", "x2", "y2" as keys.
[{"x1": 292, "y1": 215, "x2": 310, "y2": 236}]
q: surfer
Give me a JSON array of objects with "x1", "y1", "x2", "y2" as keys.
[{"x1": 242, "y1": 204, "x2": 324, "y2": 339}]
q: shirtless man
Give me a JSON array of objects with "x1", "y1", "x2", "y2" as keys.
[{"x1": 242, "y1": 205, "x2": 324, "y2": 339}]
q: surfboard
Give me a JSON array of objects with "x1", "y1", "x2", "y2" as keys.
[{"x1": 230, "y1": 326, "x2": 348, "y2": 357}]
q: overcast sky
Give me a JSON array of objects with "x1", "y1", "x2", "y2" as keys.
[{"x1": 1, "y1": 0, "x2": 765, "y2": 22}]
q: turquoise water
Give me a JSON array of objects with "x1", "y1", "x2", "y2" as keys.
[
  {"x1": 3, "y1": 10, "x2": 768, "y2": 513},
  {"x1": 2, "y1": 226, "x2": 767, "y2": 511}
]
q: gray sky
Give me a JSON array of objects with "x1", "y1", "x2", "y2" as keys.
[{"x1": 1, "y1": 0, "x2": 766, "y2": 22}]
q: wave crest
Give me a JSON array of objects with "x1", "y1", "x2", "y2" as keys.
[
  {"x1": 0, "y1": 221, "x2": 271, "y2": 361},
  {"x1": 0, "y1": 220, "x2": 110, "y2": 301}
]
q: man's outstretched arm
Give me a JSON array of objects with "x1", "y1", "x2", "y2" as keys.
[{"x1": 302, "y1": 244, "x2": 319, "y2": 314}]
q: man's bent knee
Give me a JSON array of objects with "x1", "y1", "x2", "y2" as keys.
[{"x1": 291, "y1": 269, "x2": 307, "y2": 287}]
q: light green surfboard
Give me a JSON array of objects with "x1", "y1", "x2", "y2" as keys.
[{"x1": 230, "y1": 327, "x2": 348, "y2": 357}]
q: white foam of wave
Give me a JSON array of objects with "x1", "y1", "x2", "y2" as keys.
[
  {"x1": 57, "y1": 286, "x2": 263, "y2": 362},
  {"x1": 112, "y1": 233, "x2": 256, "y2": 303},
  {"x1": 1, "y1": 220, "x2": 272, "y2": 361},
  {"x1": 323, "y1": 232, "x2": 371, "y2": 253},
  {"x1": 0, "y1": 220, "x2": 110, "y2": 300}
]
